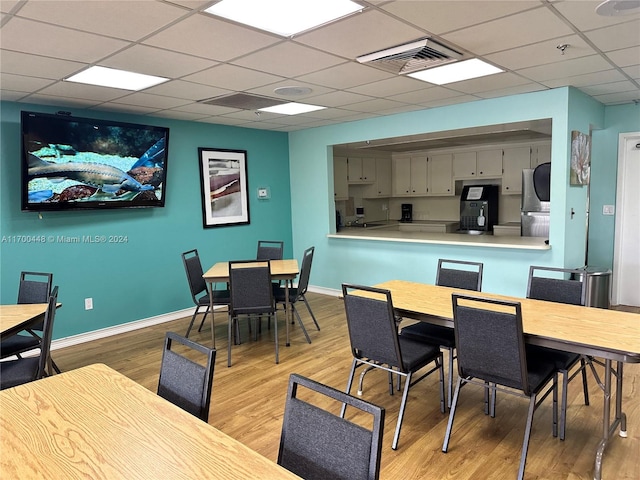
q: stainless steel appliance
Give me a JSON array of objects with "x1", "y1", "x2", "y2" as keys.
[
  {"x1": 459, "y1": 185, "x2": 499, "y2": 233},
  {"x1": 401, "y1": 203, "x2": 413, "y2": 222},
  {"x1": 521, "y1": 163, "x2": 551, "y2": 237}
]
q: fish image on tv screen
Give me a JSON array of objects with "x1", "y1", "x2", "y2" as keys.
[{"x1": 21, "y1": 111, "x2": 170, "y2": 211}]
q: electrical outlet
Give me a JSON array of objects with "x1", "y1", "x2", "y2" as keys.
[
  {"x1": 85, "y1": 298, "x2": 93, "y2": 310},
  {"x1": 602, "y1": 205, "x2": 615, "y2": 215}
]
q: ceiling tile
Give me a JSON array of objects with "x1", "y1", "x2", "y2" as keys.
[
  {"x1": 346, "y1": 75, "x2": 427, "y2": 98},
  {"x1": 442, "y1": 7, "x2": 574, "y2": 55},
  {"x1": 445, "y1": 72, "x2": 533, "y2": 95},
  {"x1": 0, "y1": 50, "x2": 85, "y2": 79},
  {"x1": 15, "y1": 0, "x2": 188, "y2": 40},
  {"x1": 0, "y1": 73, "x2": 55, "y2": 92},
  {"x1": 101, "y1": 45, "x2": 217, "y2": 79},
  {"x1": 143, "y1": 13, "x2": 280, "y2": 61},
  {"x1": 1, "y1": 17, "x2": 128, "y2": 62},
  {"x1": 19, "y1": 94, "x2": 101, "y2": 109},
  {"x1": 142, "y1": 80, "x2": 229, "y2": 101},
  {"x1": 517, "y1": 55, "x2": 614, "y2": 82},
  {"x1": 233, "y1": 42, "x2": 346, "y2": 77},
  {"x1": 302, "y1": 90, "x2": 374, "y2": 108},
  {"x1": 296, "y1": 62, "x2": 394, "y2": 90},
  {"x1": 247, "y1": 80, "x2": 334, "y2": 100},
  {"x1": 580, "y1": 80, "x2": 638, "y2": 96},
  {"x1": 585, "y1": 19, "x2": 640, "y2": 52},
  {"x1": 111, "y1": 92, "x2": 192, "y2": 109},
  {"x1": 380, "y1": 1, "x2": 540, "y2": 35},
  {"x1": 552, "y1": 0, "x2": 640, "y2": 31},
  {"x1": 183, "y1": 64, "x2": 285, "y2": 91},
  {"x1": 485, "y1": 35, "x2": 595, "y2": 72},
  {"x1": 37, "y1": 82, "x2": 132, "y2": 102},
  {"x1": 543, "y1": 69, "x2": 629, "y2": 88},
  {"x1": 606, "y1": 45, "x2": 640, "y2": 67},
  {"x1": 592, "y1": 90, "x2": 640, "y2": 104},
  {"x1": 295, "y1": 9, "x2": 426, "y2": 60}
]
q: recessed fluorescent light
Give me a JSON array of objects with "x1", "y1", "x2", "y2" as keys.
[
  {"x1": 205, "y1": 0, "x2": 362, "y2": 37},
  {"x1": 65, "y1": 66, "x2": 169, "y2": 91},
  {"x1": 408, "y1": 58, "x2": 504, "y2": 85},
  {"x1": 259, "y1": 102, "x2": 326, "y2": 115}
]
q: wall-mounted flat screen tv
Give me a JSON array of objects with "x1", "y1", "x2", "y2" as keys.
[{"x1": 21, "y1": 111, "x2": 169, "y2": 211}]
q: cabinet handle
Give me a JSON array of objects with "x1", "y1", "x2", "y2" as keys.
[{"x1": 479, "y1": 171, "x2": 483, "y2": 174}]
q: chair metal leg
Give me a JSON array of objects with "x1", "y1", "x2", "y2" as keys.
[
  {"x1": 392, "y1": 371, "x2": 412, "y2": 450},
  {"x1": 274, "y1": 311, "x2": 279, "y2": 364},
  {"x1": 292, "y1": 305, "x2": 312, "y2": 344},
  {"x1": 559, "y1": 368, "x2": 569, "y2": 440},
  {"x1": 517, "y1": 395, "x2": 537, "y2": 480},
  {"x1": 186, "y1": 305, "x2": 209, "y2": 338},
  {"x1": 437, "y1": 355, "x2": 446, "y2": 413},
  {"x1": 341, "y1": 359, "x2": 359, "y2": 418},
  {"x1": 446, "y1": 346, "x2": 454, "y2": 409},
  {"x1": 301, "y1": 295, "x2": 320, "y2": 330},
  {"x1": 442, "y1": 377, "x2": 464, "y2": 452},
  {"x1": 580, "y1": 357, "x2": 590, "y2": 405},
  {"x1": 227, "y1": 314, "x2": 233, "y2": 367}
]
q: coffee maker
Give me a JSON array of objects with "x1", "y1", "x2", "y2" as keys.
[{"x1": 401, "y1": 203, "x2": 413, "y2": 223}]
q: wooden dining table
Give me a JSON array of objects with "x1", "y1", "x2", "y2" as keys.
[
  {"x1": 374, "y1": 279, "x2": 640, "y2": 480},
  {"x1": 0, "y1": 303, "x2": 53, "y2": 339},
  {"x1": 0, "y1": 363, "x2": 301, "y2": 479},
  {"x1": 203, "y1": 259, "x2": 299, "y2": 347}
]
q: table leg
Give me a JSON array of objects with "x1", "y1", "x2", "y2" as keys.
[
  {"x1": 593, "y1": 360, "x2": 626, "y2": 480},
  {"x1": 285, "y1": 280, "x2": 290, "y2": 347},
  {"x1": 207, "y1": 282, "x2": 215, "y2": 348}
]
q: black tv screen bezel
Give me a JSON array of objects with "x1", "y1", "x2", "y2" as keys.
[{"x1": 20, "y1": 110, "x2": 170, "y2": 212}]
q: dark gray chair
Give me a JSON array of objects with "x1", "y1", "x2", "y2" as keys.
[
  {"x1": 1, "y1": 286, "x2": 58, "y2": 390},
  {"x1": 256, "y1": 240, "x2": 284, "y2": 261},
  {"x1": 273, "y1": 246, "x2": 319, "y2": 344},
  {"x1": 341, "y1": 284, "x2": 445, "y2": 450},
  {"x1": 443, "y1": 293, "x2": 558, "y2": 480},
  {"x1": 181, "y1": 249, "x2": 230, "y2": 343},
  {"x1": 0, "y1": 272, "x2": 60, "y2": 374},
  {"x1": 228, "y1": 260, "x2": 278, "y2": 367},
  {"x1": 278, "y1": 373, "x2": 385, "y2": 480},
  {"x1": 400, "y1": 259, "x2": 483, "y2": 407},
  {"x1": 157, "y1": 331, "x2": 216, "y2": 422},
  {"x1": 527, "y1": 265, "x2": 592, "y2": 441}
]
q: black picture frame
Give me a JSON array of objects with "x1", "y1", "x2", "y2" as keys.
[{"x1": 198, "y1": 148, "x2": 250, "y2": 228}]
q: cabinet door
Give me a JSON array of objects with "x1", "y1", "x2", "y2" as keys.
[
  {"x1": 477, "y1": 149, "x2": 503, "y2": 177},
  {"x1": 361, "y1": 158, "x2": 376, "y2": 183},
  {"x1": 375, "y1": 157, "x2": 391, "y2": 196},
  {"x1": 410, "y1": 156, "x2": 428, "y2": 195},
  {"x1": 452, "y1": 151, "x2": 477, "y2": 178},
  {"x1": 392, "y1": 158, "x2": 411, "y2": 196},
  {"x1": 531, "y1": 143, "x2": 551, "y2": 167},
  {"x1": 428, "y1": 154, "x2": 453, "y2": 196},
  {"x1": 333, "y1": 157, "x2": 348, "y2": 200},
  {"x1": 347, "y1": 157, "x2": 362, "y2": 182},
  {"x1": 502, "y1": 147, "x2": 531, "y2": 194}
]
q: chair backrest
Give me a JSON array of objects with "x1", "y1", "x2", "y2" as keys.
[
  {"x1": 229, "y1": 260, "x2": 275, "y2": 316},
  {"x1": 295, "y1": 246, "x2": 315, "y2": 297},
  {"x1": 38, "y1": 286, "x2": 59, "y2": 378},
  {"x1": 182, "y1": 249, "x2": 208, "y2": 301},
  {"x1": 17, "y1": 271, "x2": 54, "y2": 331},
  {"x1": 278, "y1": 373, "x2": 385, "y2": 480},
  {"x1": 256, "y1": 240, "x2": 284, "y2": 261},
  {"x1": 452, "y1": 294, "x2": 531, "y2": 394},
  {"x1": 157, "y1": 331, "x2": 216, "y2": 421},
  {"x1": 527, "y1": 265, "x2": 586, "y2": 306},
  {"x1": 436, "y1": 259, "x2": 483, "y2": 291},
  {"x1": 342, "y1": 284, "x2": 403, "y2": 370}
]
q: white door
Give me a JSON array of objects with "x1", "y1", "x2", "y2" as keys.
[{"x1": 613, "y1": 132, "x2": 640, "y2": 306}]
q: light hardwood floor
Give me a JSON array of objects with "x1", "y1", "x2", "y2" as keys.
[{"x1": 52, "y1": 293, "x2": 639, "y2": 479}]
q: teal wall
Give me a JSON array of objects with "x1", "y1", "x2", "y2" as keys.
[
  {"x1": 288, "y1": 87, "x2": 605, "y2": 298},
  {"x1": 589, "y1": 103, "x2": 640, "y2": 270},
  {"x1": 0, "y1": 101, "x2": 292, "y2": 339}
]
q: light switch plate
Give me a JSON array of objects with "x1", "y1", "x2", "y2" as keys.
[{"x1": 602, "y1": 205, "x2": 615, "y2": 215}]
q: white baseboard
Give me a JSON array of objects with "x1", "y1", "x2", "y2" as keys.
[{"x1": 51, "y1": 285, "x2": 340, "y2": 351}]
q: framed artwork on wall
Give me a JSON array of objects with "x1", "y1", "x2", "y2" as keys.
[
  {"x1": 198, "y1": 148, "x2": 250, "y2": 228},
  {"x1": 570, "y1": 131, "x2": 591, "y2": 186}
]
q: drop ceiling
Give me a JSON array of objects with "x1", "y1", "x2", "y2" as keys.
[{"x1": 1, "y1": 1, "x2": 638, "y2": 135}]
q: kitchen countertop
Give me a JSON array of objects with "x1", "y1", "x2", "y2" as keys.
[{"x1": 330, "y1": 220, "x2": 550, "y2": 250}]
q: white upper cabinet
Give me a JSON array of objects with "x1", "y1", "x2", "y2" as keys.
[
  {"x1": 333, "y1": 157, "x2": 348, "y2": 201},
  {"x1": 531, "y1": 143, "x2": 551, "y2": 167},
  {"x1": 452, "y1": 151, "x2": 477, "y2": 178},
  {"x1": 364, "y1": 157, "x2": 392, "y2": 198},
  {"x1": 392, "y1": 155, "x2": 428, "y2": 196},
  {"x1": 427, "y1": 154, "x2": 454, "y2": 196},
  {"x1": 502, "y1": 147, "x2": 531, "y2": 194},
  {"x1": 347, "y1": 157, "x2": 376, "y2": 183},
  {"x1": 476, "y1": 149, "x2": 503, "y2": 177}
]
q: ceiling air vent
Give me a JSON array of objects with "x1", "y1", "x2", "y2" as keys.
[
  {"x1": 356, "y1": 37, "x2": 464, "y2": 75},
  {"x1": 199, "y1": 93, "x2": 285, "y2": 110}
]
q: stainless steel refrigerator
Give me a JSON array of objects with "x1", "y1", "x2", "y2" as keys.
[{"x1": 521, "y1": 164, "x2": 551, "y2": 237}]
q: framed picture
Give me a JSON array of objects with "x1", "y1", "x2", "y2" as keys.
[
  {"x1": 198, "y1": 148, "x2": 250, "y2": 228},
  {"x1": 570, "y1": 131, "x2": 591, "y2": 186}
]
